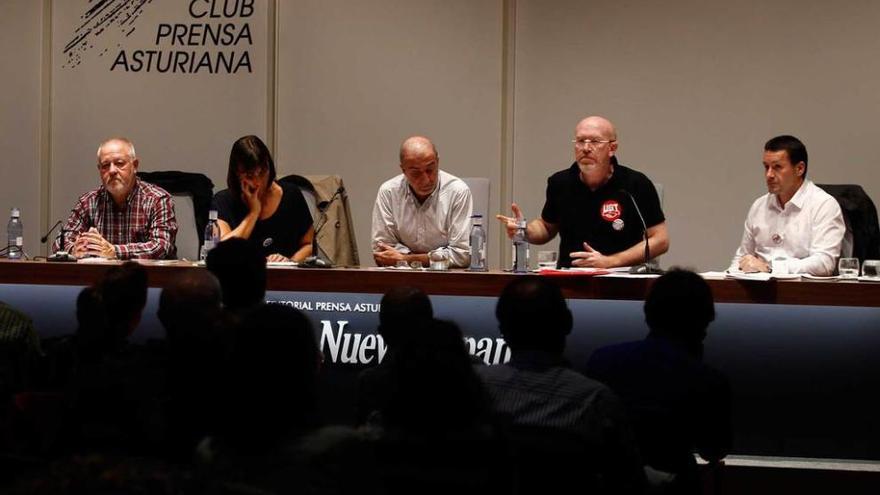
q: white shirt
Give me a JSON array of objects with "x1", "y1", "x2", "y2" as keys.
[
  {"x1": 729, "y1": 180, "x2": 845, "y2": 276},
  {"x1": 371, "y1": 170, "x2": 473, "y2": 267}
]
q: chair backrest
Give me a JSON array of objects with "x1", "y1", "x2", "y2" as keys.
[
  {"x1": 172, "y1": 193, "x2": 199, "y2": 261},
  {"x1": 461, "y1": 177, "x2": 490, "y2": 221},
  {"x1": 299, "y1": 185, "x2": 320, "y2": 222},
  {"x1": 277, "y1": 173, "x2": 325, "y2": 261},
  {"x1": 278, "y1": 174, "x2": 320, "y2": 220},
  {"x1": 137, "y1": 171, "x2": 214, "y2": 260},
  {"x1": 817, "y1": 184, "x2": 880, "y2": 262}
]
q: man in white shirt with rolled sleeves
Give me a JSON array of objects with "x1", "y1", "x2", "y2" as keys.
[
  {"x1": 730, "y1": 135, "x2": 845, "y2": 276},
  {"x1": 371, "y1": 136, "x2": 473, "y2": 268}
]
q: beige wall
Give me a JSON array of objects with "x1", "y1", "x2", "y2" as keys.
[
  {"x1": 513, "y1": 0, "x2": 880, "y2": 270},
  {"x1": 0, "y1": 1, "x2": 45, "y2": 256},
  {"x1": 3, "y1": 1, "x2": 879, "y2": 269},
  {"x1": 275, "y1": 0, "x2": 504, "y2": 266}
]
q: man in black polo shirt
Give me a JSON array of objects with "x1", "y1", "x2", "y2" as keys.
[{"x1": 497, "y1": 116, "x2": 668, "y2": 268}]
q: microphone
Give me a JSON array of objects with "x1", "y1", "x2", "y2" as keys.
[
  {"x1": 41, "y1": 220, "x2": 63, "y2": 243},
  {"x1": 299, "y1": 185, "x2": 346, "y2": 268},
  {"x1": 41, "y1": 219, "x2": 76, "y2": 262},
  {"x1": 315, "y1": 186, "x2": 344, "y2": 210},
  {"x1": 618, "y1": 189, "x2": 663, "y2": 275},
  {"x1": 42, "y1": 210, "x2": 80, "y2": 262}
]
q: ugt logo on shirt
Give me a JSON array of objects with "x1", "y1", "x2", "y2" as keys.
[{"x1": 600, "y1": 200, "x2": 622, "y2": 222}]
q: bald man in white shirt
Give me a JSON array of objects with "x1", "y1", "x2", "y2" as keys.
[{"x1": 371, "y1": 136, "x2": 473, "y2": 268}]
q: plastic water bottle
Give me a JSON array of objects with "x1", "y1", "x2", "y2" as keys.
[
  {"x1": 6, "y1": 208, "x2": 23, "y2": 260},
  {"x1": 512, "y1": 219, "x2": 529, "y2": 273},
  {"x1": 468, "y1": 215, "x2": 487, "y2": 271},
  {"x1": 200, "y1": 210, "x2": 221, "y2": 261}
]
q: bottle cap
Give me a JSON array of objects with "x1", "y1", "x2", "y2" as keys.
[
  {"x1": 208, "y1": 210, "x2": 218, "y2": 220},
  {"x1": 11, "y1": 208, "x2": 20, "y2": 218}
]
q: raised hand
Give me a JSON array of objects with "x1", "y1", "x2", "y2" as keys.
[{"x1": 495, "y1": 202, "x2": 524, "y2": 239}]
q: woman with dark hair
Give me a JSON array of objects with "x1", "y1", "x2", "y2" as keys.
[{"x1": 212, "y1": 135, "x2": 314, "y2": 262}]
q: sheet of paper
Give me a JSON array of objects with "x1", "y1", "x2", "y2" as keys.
[{"x1": 267, "y1": 261, "x2": 299, "y2": 268}]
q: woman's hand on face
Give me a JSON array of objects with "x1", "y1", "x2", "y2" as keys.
[{"x1": 241, "y1": 179, "x2": 262, "y2": 215}]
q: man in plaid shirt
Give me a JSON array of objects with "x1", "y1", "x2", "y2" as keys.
[{"x1": 53, "y1": 137, "x2": 178, "y2": 260}]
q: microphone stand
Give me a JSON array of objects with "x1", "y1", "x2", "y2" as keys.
[
  {"x1": 619, "y1": 190, "x2": 664, "y2": 275},
  {"x1": 298, "y1": 186, "x2": 345, "y2": 268},
  {"x1": 41, "y1": 220, "x2": 76, "y2": 262}
]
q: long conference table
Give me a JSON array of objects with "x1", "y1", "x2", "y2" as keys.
[{"x1": 1, "y1": 260, "x2": 879, "y2": 462}]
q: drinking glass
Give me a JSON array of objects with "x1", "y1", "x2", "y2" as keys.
[
  {"x1": 429, "y1": 249, "x2": 449, "y2": 271},
  {"x1": 538, "y1": 250, "x2": 558, "y2": 269},
  {"x1": 838, "y1": 257, "x2": 860, "y2": 279},
  {"x1": 862, "y1": 259, "x2": 880, "y2": 279},
  {"x1": 771, "y1": 256, "x2": 790, "y2": 274}
]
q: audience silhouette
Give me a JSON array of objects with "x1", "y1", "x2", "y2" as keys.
[
  {"x1": 66, "y1": 262, "x2": 164, "y2": 456},
  {"x1": 586, "y1": 269, "x2": 732, "y2": 494},
  {"x1": 302, "y1": 318, "x2": 509, "y2": 495},
  {"x1": 478, "y1": 276, "x2": 645, "y2": 495},
  {"x1": 157, "y1": 269, "x2": 229, "y2": 462},
  {"x1": 205, "y1": 237, "x2": 267, "y2": 311},
  {"x1": 198, "y1": 303, "x2": 322, "y2": 493},
  {"x1": 1, "y1": 259, "x2": 739, "y2": 494},
  {"x1": 355, "y1": 286, "x2": 434, "y2": 424}
]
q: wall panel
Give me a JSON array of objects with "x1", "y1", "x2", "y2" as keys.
[
  {"x1": 513, "y1": 0, "x2": 880, "y2": 270},
  {"x1": 0, "y1": 1, "x2": 45, "y2": 256},
  {"x1": 276, "y1": 0, "x2": 504, "y2": 266}
]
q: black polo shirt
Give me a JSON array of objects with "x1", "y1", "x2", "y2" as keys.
[{"x1": 541, "y1": 162, "x2": 664, "y2": 268}]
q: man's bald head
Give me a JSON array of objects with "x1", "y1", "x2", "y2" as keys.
[
  {"x1": 575, "y1": 116, "x2": 618, "y2": 141},
  {"x1": 398, "y1": 136, "x2": 440, "y2": 201},
  {"x1": 378, "y1": 286, "x2": 433, "y2": 348},
  {"x1": 399, "y1": 136, "x2": 438, "y2": 163},
  {"x1": 380, "y1": 286, "x2": 433, "y2": 326},
  {"x1": 158, "y1": 270, "x2": 223, "y2": 333},
  {"x1": 161, "y1": 270, "x2": 222, "y2": 308}
]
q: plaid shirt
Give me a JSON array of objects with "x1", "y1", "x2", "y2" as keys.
[{"x1": 53, "y1": 179, "x2": 178, "y2": 259}]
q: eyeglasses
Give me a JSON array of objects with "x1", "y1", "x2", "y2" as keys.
[{"x1": 572, "y1": 138, "x2": 616, "y2": 149}]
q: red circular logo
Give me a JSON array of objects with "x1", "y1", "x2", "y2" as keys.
[{"x1": 600, "y1": 200, "x2": 622, "y2": 222}]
